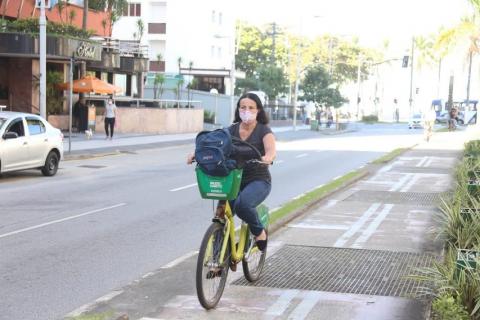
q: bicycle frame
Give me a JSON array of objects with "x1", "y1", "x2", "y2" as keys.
[{"x1": 218, "y1": 200, "x2": 249, "y2": 264}]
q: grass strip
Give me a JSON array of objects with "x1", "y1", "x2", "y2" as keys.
[
  {"x1": 269, "y1": 170, "x2": 364, "y2": 225},
  {"x1": 370, "y1": 147, "x2": 408, "y2": 164}
]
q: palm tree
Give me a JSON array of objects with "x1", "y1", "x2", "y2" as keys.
[
  {"x1": 187, "y1": 61, "x2": 193, "y2": 107},
  {"x1": 153, "y1": 73, "x2": 165, "y2": 100},
  {"x1": 416, "y1": 34, "x2": 447, "y2": 98},
  {"x1": 436, "y1": 13, "x2": 479, "y2": 107},
  {"x1": 82, "y1": 0, "x2": 88, "y2": 30},
  {"x1": 176, "y1": 78, "x2": 184, "y2": 107}
]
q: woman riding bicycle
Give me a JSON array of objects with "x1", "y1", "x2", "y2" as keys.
[{"x1": 188, "y1": 92, "x2": 276, "y2": 251}]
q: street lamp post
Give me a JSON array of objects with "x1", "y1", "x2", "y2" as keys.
[{"x1": 39, "y1": 0, "x2": 47, "y2": 118}]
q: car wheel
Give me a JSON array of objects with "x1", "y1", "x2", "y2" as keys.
[{"x1": 41, "y1": 151, "x2": 59, "y2": 176}]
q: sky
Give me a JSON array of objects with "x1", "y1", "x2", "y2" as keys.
[{"x1": 235, "y1": 0, "x2": 473, "y2": 50}]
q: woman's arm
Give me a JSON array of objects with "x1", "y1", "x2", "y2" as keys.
[{"x1": 262, "y1": 133, "x2": 276, "y2": 164}]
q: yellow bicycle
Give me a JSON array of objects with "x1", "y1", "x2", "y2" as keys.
[{"x1": 194, "y1": 149, "x2": 269, "y2": 309}]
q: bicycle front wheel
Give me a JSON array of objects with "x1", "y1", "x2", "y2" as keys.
[
  {"x1": 242, "y1": 229, "x2": 267, "y2": 282},
  {"x1": 196, "y1": 222, "x2": 230, "y2": 309}
]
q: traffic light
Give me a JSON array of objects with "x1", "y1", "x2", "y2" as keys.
[{"x1": 402, "y1": 56, "x2": 409, "y2": 68}]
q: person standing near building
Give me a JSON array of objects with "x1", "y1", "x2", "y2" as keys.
[{"x1": 104, "y1": 98, "x2": 117, "y2": 140}]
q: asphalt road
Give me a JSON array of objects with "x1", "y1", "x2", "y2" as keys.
[{"x1": 0, "y1": 124, "x2": 423, "y2": 320}]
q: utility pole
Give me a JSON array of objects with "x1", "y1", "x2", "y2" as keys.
[
  {"x1": 267, "y1": 22, "x2": 281, "y2": 65},
  {"x1": 39, "y1": 0, "x2": 47, "y2": 118},
  {"x1": 408, "y1": 36, "x2": 415, "y2": 115},
  {"x1": 293, "y1": 43, "x2": 301, "y2": 131},
  {"x1": 466, "y1": 51, "x2": 473, "y2": 109},
  {"x1": 356, "y1": 54, "x2": 361, "y2": 120}
]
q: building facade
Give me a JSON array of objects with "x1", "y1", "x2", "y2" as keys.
[{"x1": 111, "y1": 0, "x2": 236, "y2": 94}]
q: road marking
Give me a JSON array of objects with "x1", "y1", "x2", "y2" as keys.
[
  {"x1": 289, "y1": 291, "x2": 322, "y2": 320},
  {"x1": 389, "y1": 173, "x2": 413, "y2": 192},
  {"x1": 0, "y1": 203, "x2": 127, "y2": 239},
  {"x1": 288, "y1": 223, "x2": 349, "y2": 230},
  {"x1": 416, "y1": 156, "x2": 428, "y2": 167},
  {"x1": 400, "y1": 174, "x2": 419, "y2": 192},
  {"x1": 161, "y1": 251, "x2": 198, "y2": 269},
  {"x1": 352, "y1": 204, "x2": 394, "y2": 248},
  {"x1": 275, "y1": 160, "x2": 285, "y2": 164},
  {"x1": 170, "y1": 183, "x2": 197, "y2": 192},
  {"x1": 65, "y1": 290, "x2": 124, "y2": 317},
  {"x1": 334, "y1": 202, "x2": 381, "y2": 247},
  {"x1": 266, "y1": 289, "x2": 299, "y2": 316},
  {"x1": 295, "y1": 153, "x2": 308, "y2": 158},
  {"x1": 424, "y1": 157, "x2": 434, "y2": 167},
  {"x1": 323, "y1": 200, "x2": 338, "y2": 208}
]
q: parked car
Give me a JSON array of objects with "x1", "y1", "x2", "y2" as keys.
[
  {"x1": 408, "y1": 114, "x2": 423, "y2": 129},
  {"x1": 0, "y1": 111, "x2": 63, "y2": 176}
]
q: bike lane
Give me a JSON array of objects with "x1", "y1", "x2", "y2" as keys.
[{"x1": 65, "y1": 129, "x2": 473, "y2": 320}]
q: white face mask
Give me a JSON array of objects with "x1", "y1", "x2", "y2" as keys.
[{"x1": 239, "y1": 110, "x2": 257, "y2": 123}]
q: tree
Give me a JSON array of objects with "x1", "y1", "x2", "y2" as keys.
[
  {"x1": 177, "y1": 56, "x2": 183, "y2": 75},
  {"x1": 256, "y1": 65, "x2": 288, "y2": 101},
  {"x1": 82, "y1": 0, "x2": 88, "y2": 30},
  {"x1": 176, "y1": 78, "x2": 184, "y2": 107},
  {"x1": 133, "y1": 18, "x2": 144, "y2": 42},
  {"x1": 106, "y1": 0, "x2": 128, "y2": 36},
  {"x1": 153, "y1": 73, "x2": 165, "y2": 100},
  {"x1": 301, "y1": 64, "x2": 347, "y2": 108},
  {"x1": 187, "y1": 61, "x2": 194, "y2": 107}
]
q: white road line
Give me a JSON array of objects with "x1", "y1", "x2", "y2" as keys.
[
  {"x1": 65, "y1": 290, "x2": 124, "y2": 317},
  {"x1": 266, "y1": 289, "x2": 299, "y2": 316},
  {"x1": 352, "y1": 204, "x2": 395, "y2": 248},
  {"x1": 289, "y1": 291, "x2": 322, "y2": 320},
  {"x1": 275, "y1": 160, "x2": 285, "y2": 164},
  {"x1": 161, "y1": 251, "x2": 198, "y2": 269},
  {"x1": 0, "y1": 203, "x2": 127, "y2": 239},
  {"x1": 424, "y1": 157, "x2": 434, "y2": 167},
  {"x1": 334, "y1": 202, "x2": 381, "y2": 247},
  {"x1": 400, "y1": 174, "x2": 419, "y2": 192},
  {"x1": 170, "y1": 183, "x2": 197, "y2": 192},
  {"x1": 295, "y1": 153, "x2": 308, "y2": 158},
  {"x1": 288, "y1": 223, "x2": 349, "y2": 230},
  {"x1": 323, "y1": 200, "x2": 338, "y2": 208},
  {"x1": 416, "y1": 157, "x2": 428, "y2": 167},
  {"x1": 389, "y1": 173, "x2": 413, "y2": 192}
]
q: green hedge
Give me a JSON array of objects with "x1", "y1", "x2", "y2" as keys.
[{"x1": 0, "y1": 18, "x2": 94, "y2": 39}]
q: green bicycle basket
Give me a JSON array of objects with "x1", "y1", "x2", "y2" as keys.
[{"x1": 195, "y1": 167, "x2": 243, "y2": 200}]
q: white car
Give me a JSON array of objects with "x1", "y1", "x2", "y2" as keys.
[
  {"x1": 408, "y1": 114, "x2": 423, "y2": 129},
  {"x1": 0, "y1": 111, "x2": 64, "y2": 176}
]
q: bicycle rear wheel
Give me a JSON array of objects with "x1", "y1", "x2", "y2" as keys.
[
  {"x1": 242, "y1": 229, "x2": 267, "y2": 282},
  {"x1": 196, "y1": 222, "x2": 230, "y2": 309}
]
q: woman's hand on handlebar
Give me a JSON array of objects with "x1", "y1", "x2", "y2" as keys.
[
  {"x1": 261, "y1": 155, "x2": 274, "y2": 165},
  {"x1": 187, "y1": 153, "x2": 195, "y2": 165}
]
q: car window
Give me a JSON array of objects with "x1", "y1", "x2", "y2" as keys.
[
  {"x1": 5, "y1": 117, "x2": 25, "y2": 137},
  {"x1": 26, "y1": 117, "x2": 46, "y2": 135},
  {"x1": 0, "y1": 117, "x2": 6, "y2": 130}
]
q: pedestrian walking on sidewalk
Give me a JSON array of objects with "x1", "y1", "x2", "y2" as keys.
[{"x1": 104, "y1": 98, "x2": 117, "y2": 140}]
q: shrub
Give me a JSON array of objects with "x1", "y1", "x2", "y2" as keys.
[
  {"x1": 361, "y1": 115, "x2": 378, "y2": 123},
  {"x1": 432, "y1": 293, "x2": 470, "y2": 320},
  {"x1": 0, "y1": 18, "x2": 94, "y2": 39},
  {"x1": 204, "y1": 110, "x2": 215, "y2": 124}
]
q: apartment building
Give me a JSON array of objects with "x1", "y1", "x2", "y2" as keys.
[{"x1": 112, "y1": 0, "x2": 236, "y2": 94}]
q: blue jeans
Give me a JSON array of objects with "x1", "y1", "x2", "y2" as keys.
[{"x1": 230, "y1": 180, "x2": 271, "y2": 236}]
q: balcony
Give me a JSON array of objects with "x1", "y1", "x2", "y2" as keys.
[
  {"x1": 149, "y1": 60, "x2": 165, "y2": 72},
  {"x1": 148, "y1": 23, "x2": 166, "y2": 34}
]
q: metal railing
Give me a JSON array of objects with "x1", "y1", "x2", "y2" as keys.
[{"x1": 99, "y1": 37, "x2": 149, "y2": 57}]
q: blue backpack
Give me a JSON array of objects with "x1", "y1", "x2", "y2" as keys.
[{"x1": 195, "y1": 129, "x2": 237, "y2": 176}]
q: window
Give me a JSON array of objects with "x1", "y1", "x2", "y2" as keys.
[
  {"x1": 211, "y1": 10, "x2": 216, "y2": 23},
  {"x1": 6, "y1": 118, "x2": 25, "y2": 137},
  {"x1": 26, "y1": 118, "x2": 46, "y2": 135},
  {"x1": 124, "y1": 3, "x2": 141, "y2": 16}
]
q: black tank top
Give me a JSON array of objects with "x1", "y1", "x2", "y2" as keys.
[{"x1": 229, "y1": 122, "x2": 273, "y2": 188}]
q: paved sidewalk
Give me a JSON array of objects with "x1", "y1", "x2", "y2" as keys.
[{"x1": 65, "y1": 128, "x2": 475, "y2": 320}]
